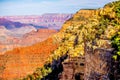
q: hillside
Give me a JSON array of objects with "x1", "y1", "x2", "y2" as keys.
[
  {"x1": 21, "y1": 1, "x2": 120, "y2": 80},
  {"x1": 0, "y1": 29, "x2": 57, "y2": 54},
  {"x1": 0, "y1": 37, "x2": 58, "y2": 80},
  {"x1": 20, "y1": 29, "x2": 57, "y2": 45}
]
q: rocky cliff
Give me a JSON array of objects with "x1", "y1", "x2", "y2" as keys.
[
  {"x1": 21, "y1": 1, "x2": 120, "y2": 80},
  {"x1": 0, "y1": 38, "x2": 58, "y2": 80},
  {"x1": 1, "y1": 1, "x2": 120, "y2": 80}
]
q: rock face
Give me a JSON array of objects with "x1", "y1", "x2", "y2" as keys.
[
  {"x1": 60, "y1": 56, "x2": 85, "y2": 80},
  {"x1": 29, "y1": 1, "x2": 120, "y2": 80},
  {"x1": 0, "y1": 38, "x2": 58, "y2": 80},
  {"x1": 84, "y1": 48, "x2": 113, "y2": 80},
  {"x1": 38, "y1": 55, "x2": 85, "y2": 80},
  {"x1": 20, "y1": 29, "x2": 57, "y2": 46}
]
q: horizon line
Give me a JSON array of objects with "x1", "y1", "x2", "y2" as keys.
[{"x1": 0, "y1": 12, "x2": 74, "y2": 17}]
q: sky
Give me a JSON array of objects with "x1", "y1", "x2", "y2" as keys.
[{"x1": 0, "y1": 0, "x2": 115, "y2": 16}]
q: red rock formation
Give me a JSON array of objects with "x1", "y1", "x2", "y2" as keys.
[
  {"x1": 20, "y1": 29, "x2": 57, "y2": 45},
  {"x1": 0, "y1": 29, "x2": 57, "y2": 54},
  {"x1": 0, "y1": 38, "x2": 58, "y2": 80}
]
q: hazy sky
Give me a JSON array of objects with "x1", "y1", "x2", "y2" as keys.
[{"x1": 0, "y1": 0, "x2": 115, "y2": 16}]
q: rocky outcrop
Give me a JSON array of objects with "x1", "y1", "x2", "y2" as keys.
[
  {"x1": 60, "y1": 56, "x2": 85, "y2": 80},
  {"x1": 37, "y1": 1, "x2": 120, "y2": 80},
  {"x1": 84, "y1": 48, "x2": 113, "y2": 80},
  {"x1": 38, "y1": 55, "x2": 85, "y2": 80},
  {"x1": 41, "y1": 54, "x2": 68, "y2": 80}
]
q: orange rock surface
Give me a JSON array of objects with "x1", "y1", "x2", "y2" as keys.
[
  {"x1": 0, "y1": 29, "x2": 57, "y2": 54},
  {"x1": 0, "y1": 38, "x2": 58, "y2": 80}
]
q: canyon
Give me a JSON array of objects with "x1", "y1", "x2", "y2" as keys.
[
  {"x1": 0, "y1": 14, "x2": 72, "y2": 54},
  {"x1": 0, "y1": 13, "x2": 73, "y2": 30},
  {"x1": 1, "y1": 1, "x2": 120, "y2": 80}
]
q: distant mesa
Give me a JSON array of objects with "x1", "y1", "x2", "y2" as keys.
[
  {"x1": 0, "y1": 13, "x2": 73, "y2": 30},
  {"x1": 0, "y1": 18, "x2": 27, "y2": 29}
]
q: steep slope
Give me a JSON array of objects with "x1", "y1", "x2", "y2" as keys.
[
  {"x1": 22, "y1": 1, "x2": 120, "y2": 80},
  {"x1": 0, "y1": 38, "x2": 58, "y2": 80},
  {"x1": 0, "y1": 28, "x2": 57, "y2": 54},
  {"x1": 20, "y1": 29, "x2": 57, "y2": 46},
  {"x1": 0, "y1": 26, "x2": 18, "y2": 54},
  {"x1": 111, "y1": 31, "x2": 120, "y2": 79}
]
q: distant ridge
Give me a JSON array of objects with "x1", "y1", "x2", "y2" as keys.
[{"x1": 0, "y1": 13, "x2": 73, "y2": 30}]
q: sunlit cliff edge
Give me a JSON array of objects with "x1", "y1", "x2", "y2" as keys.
[{"x1": 1, "y1": 0, "x2": 120, "y2": 80}]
